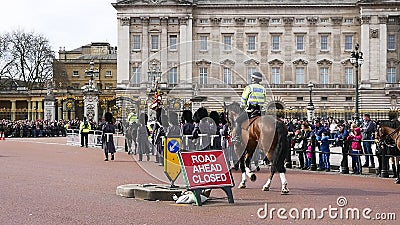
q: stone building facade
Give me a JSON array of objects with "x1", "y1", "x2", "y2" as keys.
[{"x1": 112, "y1": 0, "x2": 400, "y2": 119}]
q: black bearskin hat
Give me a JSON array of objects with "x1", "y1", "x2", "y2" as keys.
[
  {"x1": 209, "y1": 111, "x2": 219, "y2": 125},
  {"x1": 105, "y1": 112, "x2": 113, "y2": 123},
  {"x1": 181, "y1": 110, "x2": 193, "y2": 123}
]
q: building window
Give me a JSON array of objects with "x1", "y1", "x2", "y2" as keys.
[
  {"x1": 169, "y1": 18, "x2": 178, "y2": 24},
  {"x1": 247, "y1": 18, "x2": 256, "y2": 24},
  {"x1": 222, "y1": 19, "x2": 232, "y2": 24},
  {"x1": 295, "y1": 67, "x2": 305, "y2": 84},
  {"x1": 105, "y1": 71, "x2": 112, "y2": 77},
  {"x1": 72, "y1": 71, "x2": 79, "y2": 77},
  {"x1": 344, "y1": 18, "x2": 353, "y2": 23},
  {"x1": 223, "y1": 67, "x2": 232, "y2": 84},
  {"x1": 320, "y1": 35, "x2": 328, "y2": 51},
  {"x1": 272, "y1": 35, "x2": 280, "y2": 51},
  {"x1": 169, "y1": 67, "x2": 178, "y2": 84},
  {"x1": 199, "y1": 67, "x2": 208, "y2": 84},
  {"x1": 271, "y1": 18, "x2": 280, "y2": 24},
  {"x1": 387, "y1": 67, "x2": 397, "y2": 83},
  {"x1": 247, "y1": 67, "x2": 256, "y2": 84},
  {"x1": 345, "y1": 67, "x2": 353, "y2": 84},
  {"x1": 132, "y1": 67, "x2": 141, "y2": 84},
  {"x1": 388, "y1": 34, "x2": 396, "y2": 50},
  {"x1": 271, "y1": 67, "x2": 280, "y2": 84},
  {"x1": 223, "y1": 35, "x2": 232, "y2": 51},
  {"x1": 320, "y1": 68, "x2": 329, "y2": 84},
  {"x1": 105, "y1": 83, "x2": 113, "y2": 90},
  {"x1": 295, "y1": 18, "x2": 305, "y2": 24},
  {"x1": 321, "y1": 97, "x2": 328, "y2": 101},
  {"x1": 297, "y1": 97, "x2": 304, "y2": 101},
  {"x1": 199, "y1": 19, "x2": 208, "y2": 24},
  {"x1": 345, "y1": 35, "x2": 353, "y2": 51},
  {"x1": 151, "y1": 35, "x2": 159, "y2": 50},
  {"x1": 320, "y1": 18, "x2": 329, "y2": 23},
  {"x1": 150, "y1": 18, "x2": 160, "y2": 24},
  {"x1": 72, "y1": 83, "x2": 80, "y2": 89},
  {"x1": 248, "y1": 35, "x2": 256, "y2": 51},
  {"x1": 133, "y1": 35, "x2": 141, "y2": 50},
  {"x1": 200, "y1": 36, "x2": 208, "y2": 51},
  {"x1": 169, "y1": 35, "x2": 177, "y2": 50},
  {"x1": 296, "y1": 35, "x2": 304, "y2": 51},
  {"x1": 346, "y1": 97, "x2": 352, "y2": 101}
]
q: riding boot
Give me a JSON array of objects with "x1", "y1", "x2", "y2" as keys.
[
  {"x1": 104, "y1": 153, "x2": 108, "y2": 161},
  {"x1": 111, "y1": 154, "x2": 114, "y2": 161},
  {"x1": 391, "y1": 164, "x2": 397, "y2": 178},
  {"x1": 396, "y1": 164, "x2": 400, "y2": 184}
]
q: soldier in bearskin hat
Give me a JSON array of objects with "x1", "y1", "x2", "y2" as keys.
[{"x1": 102, "y1": 112, "x2": 116, "y2": 161}]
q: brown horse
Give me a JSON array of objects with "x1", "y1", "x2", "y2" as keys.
[
  {"x1": 376, "y1": 121, "x2": 400, "y2": 182},
  {"x1": 225, "y1": 102, "x2": 290, "y2": 194}
]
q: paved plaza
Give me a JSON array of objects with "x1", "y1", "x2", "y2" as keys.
[{"x1": 0, "y1": 137, "x2": 399, "y2": 225}]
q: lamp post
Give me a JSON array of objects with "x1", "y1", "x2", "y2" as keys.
[
  {"x1": 307, "y1": 82, "x2": 314, "y2": 122},
  {"x1": 349, "y1": 43, "x2": 364, "y2": 122}
]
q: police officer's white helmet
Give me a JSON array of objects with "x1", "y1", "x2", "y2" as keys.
[{"x1": 251, "y1": 71, "x2": 263, "y2": 81}]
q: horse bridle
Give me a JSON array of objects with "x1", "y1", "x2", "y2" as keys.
[{"x1": 377, "y1": 125, "x2": 400, "y2": 148}]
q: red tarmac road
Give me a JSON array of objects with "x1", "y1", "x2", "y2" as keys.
[{"x1": 0, "y1": 138, "x2": 399, "y2": 225}]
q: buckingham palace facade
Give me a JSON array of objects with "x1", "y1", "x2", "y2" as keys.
[{"x1": 112, "y1": 0, "x2": 400, "y2": 118}]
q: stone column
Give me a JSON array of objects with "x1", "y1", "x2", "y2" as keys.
[
  {"x1": 179, "y1": 16, "x2": 188, "y2": 83},
  {"x1": 161, "y1": 17, "x2": 168, "y2": 83},
  {"x1": 117, "y1": 17, "x2": 131, "y2": 86},
  {"x1": 44, "y1": 96, "x2": 56, "y2": 121},
  {"x1": 141, "y1": 17, "x2": 150, "y2": 86},
  {"x1": 38, "y1": 101, "x2": 43, "y2": 120},
  {"x1": 11, "y1": 100, "x2": 16, "y2": 121},
  {"x1": 58, "y1": 100, "x2": 63, "y2": 120},
  {"x1": 27, "y1": 100, "x2": 32, "y2": 121}
]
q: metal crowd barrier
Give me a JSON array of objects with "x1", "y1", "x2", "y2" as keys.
[
  {"x1": 113, "y1": 134, "x2": 125, "y2": 151},
  {"x1": 66, "y1": 129, "x2": 80, "y2": 146},
  {"x1": 88, "y1": 130, "x2": 103, "y2": 148}
]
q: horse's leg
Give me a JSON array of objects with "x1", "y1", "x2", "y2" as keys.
[
  {"x1": 238, "y1": 157, "x2": 247, "y2": 188},
  {"x1": 244, "y1": 155, "x2": 257, "y2": 182},
  {"x1": 262, "y1": 169, "x2": 275, "y2": 191},
  {"x1": 279, "y1": 172, "x2": 289, "y2": 194}
]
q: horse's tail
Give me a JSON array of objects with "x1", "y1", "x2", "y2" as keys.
[{"x1": 271, "y1": 120, "x2": 290, "y2": 173}]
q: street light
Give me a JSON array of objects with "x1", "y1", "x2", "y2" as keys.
[
  {"x1": 307, "y1": 82, "x2": 314, "y2": 122},
  {"x1": 349, "y1": 43, "x2": 364, "y2": 122}
]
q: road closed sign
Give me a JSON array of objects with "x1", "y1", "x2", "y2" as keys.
[{"x1": 179, "y1": 150, "x2": 233, "y2": 189}]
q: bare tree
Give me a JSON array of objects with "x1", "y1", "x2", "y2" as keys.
[{"x1": 0, "y1": 30, "x2": 55, "y2": 90}]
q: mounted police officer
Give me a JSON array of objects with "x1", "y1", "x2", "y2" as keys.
[{"x1": 232, "y1": 71, "x2": 266, "y2": 143}]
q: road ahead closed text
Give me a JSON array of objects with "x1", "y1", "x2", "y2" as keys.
[{"x1": 180, "y1": 150, "x2": 233, "y2": 189}]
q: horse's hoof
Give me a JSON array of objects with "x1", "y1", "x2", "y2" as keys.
[
  {"x1": 233, "y1": 164, "x2": 239, "y2": 171},
  {"x1": 250, "y1": 174, "x2": 257, "y2": 182},
  {"x1": 262, "y1": 186, "x2": 270, "y2": 191},
  {"x1": 281, "y1": 187, "x2": 290, "y2": 195},
  {"x1": 238, "y1": 183, "x2": 246, "y2": 189},
  {"x1": 256, "y1": 166, "x2": 260, "y2": 171}
]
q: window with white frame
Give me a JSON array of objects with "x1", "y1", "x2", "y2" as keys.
[
  {"x1": 73, "y1": 71, "x2": 79, "y2": 77},
  {"x1": 271, "y1": 67, "x2": 280, "y2": 84},
  {"x1": 199, "y1": 19, "x2": 208, "y2": 24},
  {"x1": 387, "y1": 67, "x2": 397, "y2": 83},
  {"x1": 200, "y1": 36, "x2": 208, "y2": 51},
  {"x1": 271, "y1": 18, "x2": 280, "y2": 24},
  {"x1": 344, "y1": 18, "x2": 353, "y2": 23},
  {"x1": 320, "y1": 35, "x2": 328, "y2": 51},
  {"x1": 151, "y1": 35, "x2": 159, "y2": 50},
  {"x1": 247, "y1": 18, "x2": 256, "y2": 24},
  {"x1": 345, "y1": 35, "x2": 353, "y2": 51},
  {"x1": 169, "y1": 67, "x2": 178, "y2": 84},
  {"x1": 222, "y1": 19, "x2": 232, "y2": 24},
  {"x1": 169, "y1": 35, "x2": 177, "y2": 50},
  {"x1": 248, "y1": 35, "x2": 256, "y2": 51},
  {"x1": 272, "y1": 35, "x2": 280, "y2": 51},
  {"x1": 295, "y1": 67, "x2": 305, "y2": 84},
  {"x1": 105, "y1": 71, "x2": 112, "y2": 77},
  {"x1": 133, "y1": 35, "x2": 141, "y2": 50},
  {"x1": 105, "y1": 83, "x2": 113, "y2": 90},
  {"x1": 344, "y1": 67, "x2": 353, "y2": 84},
  {"x1": 150, "y1": 18, "x2": 160, "y2": 24},
  {"x1": 223, "y1": 35, "x2": 232, "y2": 51},
  {"x1": 388, "y1": 34, "x2": 396, "y2": 50},
  {"x1": 223, "y1": 67, "x2": 232, "y2": 84},
  {"x1": 320, "y1": 18, "x2": 329, "y2": 23},
  {"x1": 296, "y1": 35, "x2": 304, "y2": 51},
  {"x1": 199, "y1": 67, "x2": 208, "y2": 84},
  {"x1": 247, "y1": 67, "x2": 257, "y2": 84},
  {"x1": 132, "y1": 67, "x2": 141, "y2": 84},
  {"x1": 320, "y1": 68, "x2": 329, "y2": 84}
]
